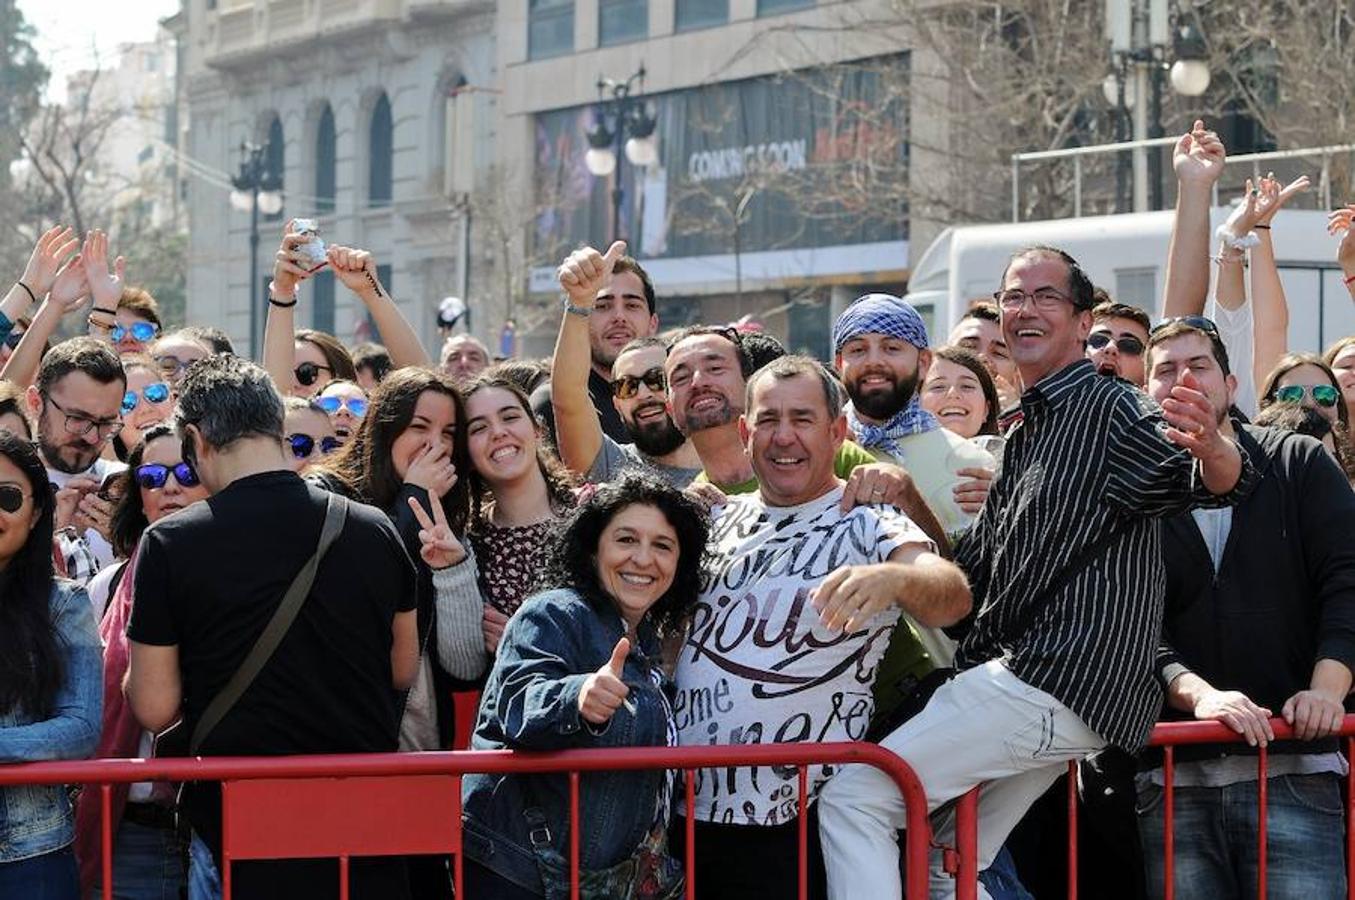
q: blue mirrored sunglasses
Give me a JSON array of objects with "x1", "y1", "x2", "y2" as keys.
[
  {"x1": 315, "y1": 395, "x2": 368, "y2": 418},
  {"x1": 287, "y1": 433, "x2": 342, "y2": 459},
  {"x1": 111, "y1": 321, "x2": 159, "y2": 343},
  {"x1": 122, "y1": 382, "x2": 171, "y2": 414},
  {"x1": 134, "y1": 462, "x2": 199, "y2": 490}
]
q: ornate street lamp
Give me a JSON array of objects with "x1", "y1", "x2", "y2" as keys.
[
  {"x1": 583, "y1": 66, "x2": 658, "y2": 243},
  {"x1": 230, "y1": 140, "x2": 283, "y2": 358}
]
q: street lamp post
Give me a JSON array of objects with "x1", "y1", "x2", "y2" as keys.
[
  {"x1": 230, "y1": 140, "x2": 283, "y2": 359},
  {"x1": 1104, "y1": 1, "x2": 1211, "y2": 213},
  {"x1": 583, "y1": 66, "x2": 658, "y2": 244}
]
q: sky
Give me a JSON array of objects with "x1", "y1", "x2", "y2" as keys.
[{"x1": 18, "y1": 0, "x2": 181, "y2": 102}]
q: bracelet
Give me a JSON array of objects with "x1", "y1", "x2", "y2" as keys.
[
  {"x1": 1254, "y1": 225, "x2": 1271, "y2": 230},
  {"x1": 91, "y1": 306, "x2": 118, "y2": 318},
  {"x1": 87, "y1": 314, "x2": 114, "y2": 331},
  {"x1": 1215, "y1": 225, "x2": 1261, "y2": 250},
  {"x1": 268, "y1": 296, "x2": 298, "y2": 308},
  {"x1": 1344, "y1": 273, "x2": 1355, "y2": 286},
  {"x1": 15, "y1": 281, "x2": 37, "y2": 305},
  {"x1": 1212, "y1": 254, "x2": 1247, "y2": 267}
]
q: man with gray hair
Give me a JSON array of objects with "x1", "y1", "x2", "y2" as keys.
[{"x1": 126, "y1": 354, "x2": 419, "y2": 899}]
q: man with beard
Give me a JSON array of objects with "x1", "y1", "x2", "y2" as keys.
[
  {"x1": 551, "y1": 242, "x2": 701, "y2": 488},
  {"x1": 531, "y1": 244, "x2": 658, "y2": 446},
  {"x1": 26, "y1": 337, "x2": 127, "y2": 581}
]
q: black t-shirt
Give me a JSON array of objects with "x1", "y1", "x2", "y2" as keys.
[{"x1": 128, "y1": 469, "x2": 417, "y2": 898}]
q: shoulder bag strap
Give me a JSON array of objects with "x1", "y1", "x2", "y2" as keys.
[{"x1": 189, "y1": 494, "x2": 349, "y2": 754}]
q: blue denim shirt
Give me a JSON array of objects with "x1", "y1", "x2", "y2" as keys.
[
  {"x1": 0, "y1": 579, "x2": 103, "y2": 862},
  {"x1": 462, "y1": 589, "x2": 674, "y2": 894}
]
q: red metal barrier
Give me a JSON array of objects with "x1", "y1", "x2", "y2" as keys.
[{"x1": 0, "y1": 742, "x2": 934, "y2": 900}]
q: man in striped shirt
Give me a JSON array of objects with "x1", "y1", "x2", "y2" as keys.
[{"x1": 816, "y1": 245, "x2": 1254, "y2": 900}]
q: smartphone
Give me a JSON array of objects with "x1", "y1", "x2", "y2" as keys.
[
  {"x1": 292, "y1": 218, "x2": 328, "y2": 272},
  {"x1": 97, "y1": 471, "x2": 123, "y2": 503}
]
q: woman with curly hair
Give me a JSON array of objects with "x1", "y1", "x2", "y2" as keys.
[
  {"x1": 462, "y1": 473, "x2": 710, "y2": 899},
  {"x1": 461, "y1": 372, "x2": 580, "y2": 655}
]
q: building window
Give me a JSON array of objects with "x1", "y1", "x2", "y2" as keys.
[
  {"x1": 529, "y1": 0, "x2": 574, "y2": 60},
  {"x1": 599, "y1": 0, "x2": 647, "y2": 46},
  {"x1": 312, "y1": 270, "x2": 335, "y2": 335},
  {"x1": 1114, "y1": 268, "x2": 1157, "y2": 312},
  {"x1": 676, "y1": 0, "x2": 727, "y2": 30},
  {"x1": 265, "y1": 116, "x2": 284, "y2": 220},
  {"x1": 316, "y1": 104, "x2": 336, "y2": 214},
  {"x1": 368, "y1": 93, "x2": 393, "y2": 207},
  {"x1": 757, "y1": 0, "x2": 813, "y2": 15}
]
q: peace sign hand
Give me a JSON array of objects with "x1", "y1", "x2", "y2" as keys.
[{"x1": 407, "y1": 494, "x2": 467, "y2": 570}]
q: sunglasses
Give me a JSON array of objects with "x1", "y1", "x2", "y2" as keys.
[
  {"x1": 1087, "y1": 332, "x2": 1145, "y2": 356},
  {"x1": 315, "y1": 395, "x2": 369, "y2": 418},
  {"x1": 611, "y1": 367, "x2": 667, "y2": 400},
  {"x1": 294, "y1": 362, "x2": 333, "y2": 387},
  {"x1": 1151, "y1": 315, "x2": 1221, "y2": 339},
  {"x1": 111, "y1": 322, "x2": 159, "y2": 344},
  {"x1": 122, "y1": 382, "x2": 171, "y2": 414},
  {"x1": 0, "y1": 484, "x2": 28, "y2": 514},
  {"x1": 287, "y1": 433, "x2": 342, "y2": 459},
  {"x1": 135, "y1": 462, "x2": 200, "y2": 490},
  {"x1": 1275, "y1": 384, "x2": 1341, "y2": 408}
]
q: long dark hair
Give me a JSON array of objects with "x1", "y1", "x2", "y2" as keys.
[
  {"x1": 321, "y1": 367, "x2": 471, "y2": 536},
  {"x1": 540, "y1": 473, "x2": 710, "y2": 636},
  {"x1": 932, "y1": 345, "x2": 1001, "y2": 436},
  {"x1": 109, "y1": 423, "x2": 176, "y2": 559},
  {"x1": 460, "y1": 373, "x2": 578, "y2": 525},
  {"x1": 1259, "y1": 353, "x2": 1350, "y2": 432},
  {"x1": 295, "y1": 329, "x2": 358, "y2": 383},
  {"x1": 0, "y1": 430, "x2": 61, "y2": 717}
]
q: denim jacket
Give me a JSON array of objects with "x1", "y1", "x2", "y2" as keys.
[
  {"x1": 0, "y1": 579, "x2": 103, "y2": 862},
  {"x1": 462, "y1": 589, "x2": 674, "y2": 894}
]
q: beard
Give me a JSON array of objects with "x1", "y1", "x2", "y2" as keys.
[
  {"x1": 848, "y1": 369, "x2": 920, "y2": 421},
  {"x1": 679, "y1": 393, "x2": 738, "y2": 434},
  {"x1": 38, "y1": 432, "x2": 100, "y2": 475},
  {"x1": 627, "y1": 403, "x2": 687, "y2": 457}
]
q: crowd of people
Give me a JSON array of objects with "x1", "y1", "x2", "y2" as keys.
[{"x1": 0, "y1": 118, "x2": 1352, "y2": 900}]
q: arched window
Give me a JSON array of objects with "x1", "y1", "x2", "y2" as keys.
[
  {"x1": 265, "y1": 115, "x2": 284, "y2": 219},
  {"x1": 368, "y1": 93, "x2": 393, "y2": 207},
  {"x1": 315, "y1": 104, "x2": 336, "y2": 214}
]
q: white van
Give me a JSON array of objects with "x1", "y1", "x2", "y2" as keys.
[{"x1": 905, "y1": 209, "x2": 1354, "y2": 354}]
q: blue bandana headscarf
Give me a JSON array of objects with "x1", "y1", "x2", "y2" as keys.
[{"x1": 832, "y1": 293, "x2": 939, "y2": 458}]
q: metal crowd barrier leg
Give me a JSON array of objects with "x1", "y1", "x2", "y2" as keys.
[
  {"x1": 684, "y1": 770, "x2": 696, "y2": 900},
  {"x1": 569, "y1": 771, "x2": 580, "y2": 900},
  {"x1": 954, "y1": 788, "x2": 980, "y2": 900},
  {"x1": 1257, "y1": 747, "x2": 1268, "y2": 900},
  {"x1": 101, "y1": 782, "x2": 113, "y2": 900},
  {"x1": 798, "y1": 766, "x2": 809, "y2": 900},
  {"x1": 1067, "y1": 760, "x2": 1079, "y2": 900},
  {"x1": 1164, "y1": 747, "x2": 1175, "y2": 900}
]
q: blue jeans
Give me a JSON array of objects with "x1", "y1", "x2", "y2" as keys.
[
  {"x1": 0, "y1": 844, "x2": 81, "y2": 900},
  {"x1": 92, "y1": 819, "x2": 186, "y2": 900},
  {"x1": 187, "y1": 833, "x2": 220, "y2": 900},
  {"x1": 980, "y1": 846, "x2": 1035, "y2": 900},
  {"x1": 1137, "y1": 773, "x2": 1347, "y2": 900}
]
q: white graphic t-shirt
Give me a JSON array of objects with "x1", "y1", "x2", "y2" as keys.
[{"x1": 675, "y1": 485, "x2": 932, "y2": 826}]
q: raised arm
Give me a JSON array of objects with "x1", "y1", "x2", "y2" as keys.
[
  {"x1": 1251, "y1": 174, "x2": 1311, "y2": 388},
  {"x1": 1330, "y1": 205, "x2": 1355, "y2": 306},
  {"x1": 552, "y1": 241, "x2": 627, "y2": 475},
  {"x1": 4, "y1": 225, "x2": 78, "y2": 328},
  {"x1": 1163, "y1": 120, "x2": 1226, "y2": 319},
  {"x1": 2, "y1": 263, "x2": 90, "y2": 389},
  {"x1": 262, "y1": 222, "x2": 312, "y2": 383},
  {"x1": 79, "y1": 230, "x2": 126, "y2": 344},
  {"x1": 328, "y1": 246, "x2": 430, "y2": 369}
]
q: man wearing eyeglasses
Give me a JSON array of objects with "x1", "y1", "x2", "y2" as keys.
[
  {"x1": 1087, "y1": 300, "x2": 1151, "y2": 387},
  {"x1": 1137, "y1": 318, "x2": 1355, "y2": 898},
  {"x1": 816, "y1": 246, "x2": 1256, "y2": 900},
  {"x1": 25, "y1": 338, "x2": 127, "y2": 582},
  {"x1": 551, "y1": 242, "x2": 701, "y2": 488}
]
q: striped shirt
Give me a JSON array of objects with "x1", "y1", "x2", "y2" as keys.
[{"x1": 953, "y1": 360, "x2": 1254, "y2": 751}]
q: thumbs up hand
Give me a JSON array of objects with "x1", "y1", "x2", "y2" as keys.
[
  {"x1": 578, "y1": 636, "x2": 632, "y2": 726},
  {"x1": 556, "y1": 241, "x2": 628, "y2": 309}
]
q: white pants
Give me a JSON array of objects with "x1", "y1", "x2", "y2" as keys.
[{"x1": 818, "y1": 659, "x2": 1107, "y2": 900}]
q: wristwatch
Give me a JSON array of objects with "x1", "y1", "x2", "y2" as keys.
[{"x1": 560, "y1": 294, "x2": 591, "y2": 318}]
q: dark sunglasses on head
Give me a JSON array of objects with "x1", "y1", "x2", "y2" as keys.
[
  {"x1": 315, "y1": 395, "x2": 369, "y2": 418},
  {"x1": 1275, "y1": 384, "x2": 1341, "y2": 408},
  {"x1": 0, "y1": 484, "x2": 28, "y2": 514},
  {"x1": 111, "y1": 322, "x2": 159, "y2": 343},
  {"x1": 287, "y1": 433, "x2": 342, "y2": 460},
  {"x1": 135, "y1": 462, "x2": 200, "y2": 490},
  {"x1": 611, "y1": 367, "x2": 667, "y2": 400},
  {"x1": 1087, "y1": 332, "x2": 1145, "y2": 357},
  {"x1": 1151, "y1": 315, "x2": 1221, "y2": 339},
  {"x1": 294, "y1": 362, "x2": 333, "y2": 387},
  {"x1": 121, "y1": 382, "x2": 171, "y2": 414}
]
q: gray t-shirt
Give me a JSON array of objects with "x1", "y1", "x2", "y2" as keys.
[{"x1": 587, "y1": 434, "x2": 701, "y2": 489}]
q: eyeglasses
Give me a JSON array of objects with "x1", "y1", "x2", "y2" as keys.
[
  {"x1": 611, "y1": 367, "x2": 667, "y2": 400},
  {"x1": 43, "y1": 394, "x2": 122, "y2": 440},
  {"x1": 111, "y1": 322, "x2": 159, "y2": 344},
  {"x1": 994, "y1": 288, "x2": 1074, "y2": 311},
  {"x1": 155, "y1": 354, "x2": 201, "y2": 380},
  {"x1": 1275, "y1": 384, "x2": 1341, "y2": 409},
  {"x1": 315, "y1": 395, "x2": 368, "y2": 418},
  {"x1": 1087, "y1": 332, "x2": 1145, "y2": 357},
  {"x1": 0, "y1": 484, "x2": 29, "y2": 514},
  {"x1": 1150, "y1": 315, "x2": 1221, "y2": 339},
  {"x1": 134, "y1": 462, "x2": 200, "y2": 490},
  {"x1": 122, "y1": 382, "x2": 171, "y2": 414},
  {"x1": 287, "y1": 433, "x2": 342, "y2": 459},
  {"x1": 294, "y1": 362, "x2": 333, "y2": 387}
]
